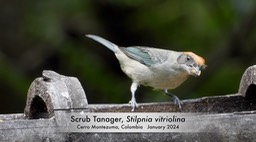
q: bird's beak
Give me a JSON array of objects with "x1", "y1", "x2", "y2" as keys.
[{"x1": 191, "y1": 66, "x2": 201, "y2": 76}]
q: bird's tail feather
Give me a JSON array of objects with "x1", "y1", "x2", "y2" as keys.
[{"x1": 86, "y1": 34, "x2": 119, "y2": 53}]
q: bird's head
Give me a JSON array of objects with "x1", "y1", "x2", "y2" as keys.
[{"x1": 177, "y1": 52, "x2": 207, "y2": 76}]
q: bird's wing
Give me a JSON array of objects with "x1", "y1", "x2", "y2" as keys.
[{"x1": 120, "y1": 46, "x2": 168, "y2": 66}]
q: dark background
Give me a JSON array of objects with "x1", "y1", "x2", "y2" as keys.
[{"x1": 1, "y1": 1, "x2": 256, "y2": 113}]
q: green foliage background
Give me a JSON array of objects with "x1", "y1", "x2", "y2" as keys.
[{"x1": 0, "y1": 1, "x2": 256, "y2": 113}]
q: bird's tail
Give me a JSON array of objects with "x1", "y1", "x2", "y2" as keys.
[{"x1": 86, "y1": 34, "x2": 120, "y2": 53}]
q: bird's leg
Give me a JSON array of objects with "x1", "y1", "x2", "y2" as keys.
[
  {"x1": 129, "y1": 82, "x2": 139, "y2": 111},
  {"x1": 164, "y1": 89, "x2": 183, "y2": 109}
]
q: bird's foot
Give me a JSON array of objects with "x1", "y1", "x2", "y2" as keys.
[
  {"x1": 171, "y1": 95, "x2": 183, "y2": 110},
  {"x1": 164, "y1": 91, "x2": 183, "y2": 110},
  {"x1": 129, "y1": 99, "x2": 138, "y2": 111}
]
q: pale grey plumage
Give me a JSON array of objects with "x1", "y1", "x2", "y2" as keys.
[{"x1": 86, "y1": 34, "x2": 206, "y2": 111}]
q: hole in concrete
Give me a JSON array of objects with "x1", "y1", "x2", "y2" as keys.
[
  {"x1": 30, "y1": 95, "x2": 49, "y2": 119},
  {"x1": 245, "y1": 84, "x2": 256, "y2": 104}
]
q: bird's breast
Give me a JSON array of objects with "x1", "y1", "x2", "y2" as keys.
[
  {"x1": 143, "y1": 68, "x2": 189, "y2": 90},
  {"x1": 115, "y1": 52, "x2": 189, "y2": 90}
]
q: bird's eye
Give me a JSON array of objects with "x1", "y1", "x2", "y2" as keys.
[{"x1": 186, "y1": 56, "x2": 191, "y2": 61}]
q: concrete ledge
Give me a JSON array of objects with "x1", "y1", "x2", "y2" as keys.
[{"x1": 1, "y1": 65, "x2": 256, "y2": 141}]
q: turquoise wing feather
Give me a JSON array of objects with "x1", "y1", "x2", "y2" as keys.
[{"x1": 120, "y1": 47, "x2": 166, "y2": 66}]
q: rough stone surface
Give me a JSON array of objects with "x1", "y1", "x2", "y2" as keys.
[
  {"x1": 24, "y1": 70, "x2": 88, "y2": 119},
  {"x1": 0, "y1": 118, "x2": 66, "y2": 142},
  {"x1": 87, "y1": 94, "x2": 256, "y2": 113},
  {"x1": 1, "y1": 66, "x2": 256, "y2": 142},
  {"x1": 239, "y1": 65, "x2": 256, "y2": 97}
]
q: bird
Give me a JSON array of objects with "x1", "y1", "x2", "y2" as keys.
[{"x1": 86, "y1": 34, "x2": 206, "y2": 111}]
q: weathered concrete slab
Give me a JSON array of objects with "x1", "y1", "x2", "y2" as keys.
[
  {"x1": 24, "y1": 70, "x2": 88, "y2": 120},
  {"x1": 1, "y1": 65, "x2": 256, "y2": 142},
  {"x1": 87, "y1": 94, "x2": 255, "y2": 113}
]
